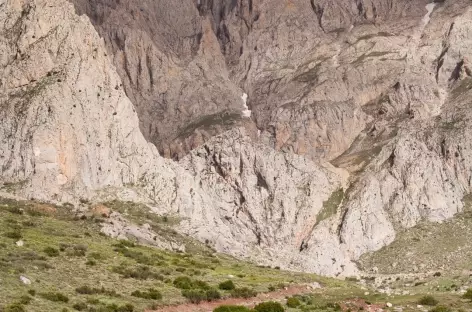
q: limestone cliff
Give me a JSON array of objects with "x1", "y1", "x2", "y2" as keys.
[{"x1": 2, "y1": 0, "x2": 472, "y2": 277}]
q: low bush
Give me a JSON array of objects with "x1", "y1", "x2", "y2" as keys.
[
  {"x1": 4, "y1": 303, "x2": 26, "y2": 312},
  {"x1": 88, "y1": 252, "x2": 103, "y2": 260},
  {"x1": 113, "y1": 265, "x2": 163, "y2": 280},
  {"x1": 429, "y1": 306, "x2": 451, "y2": 312},
  {"x1": 463, "y1": 288, "x2": 472, "y2": 300},
  {"x1": 173, "y1": 276, "x2": 193, "y2": 289},
  {"x1": 27, "y1": 289, "x2": 36, "y2": 296},
  {"x1": 254, "y1": 301, "x2": 285, "y2": 312},
  {"x1": 72, "y1": 302, "x2": 88, "y2": 311},
  {"x1": 218, "y1": 280, "x2": 235, "y2": 290},
  {"x1": 286, "y1": 296, "x2": 301, "y2": 308},
  {"x1": 86, "y1": 298, "x2": 100, "y2": 305},
  {"x1": 131, "y1": 288, "x2": 162, "y2": 300},
  {"x1": 230, "y1": 287, "x2": 257, "y2": 299},
  {"x1": 114, "y1": 246, "x2": 154, "y2": 265},
  {"x1": 18, "y1": 295, "x2": 32, "y2": 305},
  {"x1": 75, "y1": 285, "x2": 119, "y2": 297},
  {"x1": 213, "y1": 305, "x2": 251, "y2": 312},
  {"x1": 40, "y1": 292, "x2": 69, "y2": 302},
  {"x1": 182, "y1": 290, "x2": 207, "y2": 304},
  {"x1": 173, "y1": 276, "x2": 210, "y2": 290},
  {"x1": 205, "y1": 289, "x2": 222, "y2": 301},
  {"x1": 66, "y1": 244, "x2": 87, "y2": 257},
  {"x1": 87, "y1": 303, "x2": 134, "y2": 312},
  {"x1": 85, "y1": 259, "x2": 97, "y2": 266},
  {"x1": 418, "y1": 295, "x2": 438, "y2": 306},
  {"x1": 4, "y1": 231, "x2": 22, "y2": 240},
  {"x1": 193, "y1": 280, "x2": 211, "y2": 290},
  {"x1": 181, "y1": 288, "x2": 221, "y2": 303},
  {"x1": 43, "y1": 247, "x2": 60, "y2": 257},
  {"x1": 6, "y1": 207, "x2": 23, "y2": 215}
]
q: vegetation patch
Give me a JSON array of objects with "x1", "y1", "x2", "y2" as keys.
[
  {"x1": 254, "y1": 301, "x2": 285, "y2": 312},
  {"x1": 130, "y1": 288, "x2": 162, "y2": 300},
  {"x1": 316, "y1": 188, "x2": 344, "y2": 225}
]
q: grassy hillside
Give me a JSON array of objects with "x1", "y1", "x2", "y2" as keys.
[
  {"x1": 0, "y1": 197, "x2": 349, "y2": 312},
  {"x1": 1, "y1": 197, "x2": 472, "y2": 312}
]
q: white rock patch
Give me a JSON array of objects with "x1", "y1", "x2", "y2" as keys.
[
  {"x1": 241, "y1": 93, "x2": 251, "y2": 118},
  {"x1": 422, "y1": 3, "x2": 436, "y2": 28}
]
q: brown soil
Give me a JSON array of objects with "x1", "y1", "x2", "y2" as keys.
[{"x1": 148, "y1": 285, "x2": 312, "y2": 312}]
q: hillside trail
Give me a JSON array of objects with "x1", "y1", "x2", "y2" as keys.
[{"x1": 147, "y1": 284, "x2": 312, "y2": 312}]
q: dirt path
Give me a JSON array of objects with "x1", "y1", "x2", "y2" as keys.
[{"x1": 148, "y1": 285, "x2": 312, "y2": 312}]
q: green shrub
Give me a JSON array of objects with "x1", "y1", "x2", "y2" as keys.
[
  {"x1": 114, "y1": 240, "x2": 136, "y2": 248},
  {"x1": 114, "y1": 246, "x2": 154, "y2": 265},
  {"x1": 66, "y1": 244, "x2": 87, "y2": 257},
  {"x1": 213, "y1": 305, "x2": 251, "y2": 312},
  {"x1": 113, "y1": 265, "x2": 163, "y2": 280},
  {"x1": 4, "y1": 303, "x2": 26, "y2": 312},
  {"x1": 429, "y1": 306, "x2": 451, "y2": 312},
  {"x1": 86, "y1": 298, "x2": 100, "y2": 305},
  {"x1": 418, "y1": 295, "x2": 438, "y2": 306},
  {"x1": 131, "y1": 288, "x2": 162, "y2": 300},
  {"x1": 6, "y1": 207, "x2": 23, "y2": 214},
  {"x1": 218, "y1": 280, "x2": 235, "y2": 290},
  {"x1": 27, "y1": 289, "x2": 36, "y2": 296},
  {"x1": 75, "y1": 285, "x2": 97, "y2": 295},
  {"x1": 231, "y1": 287, "x2": 257, "y2": 299},
  {"x1": 75, "y1": 285, "x2": 119, "y2": 297},
  {"x1": 117, "y1": 303, "x2": 134, "y2": 312},
  {"x1": 4, "y1": 231, "x2": 22, "y2": 240},
  {"x1": 254, "y1": 301, "x2": 285, "y2": 312},
  {"x1": 182, "y1": 289, "x2": 206, "y2": 304},
  {"x1": 89, "y1": 252, "x2": 103, "y2": 260},
  {"x1": 463, "y1": 288, "x2": 472, "y2": 300},
  {"x1": 98, "y1": 303, "x2": 134, "y2": 312},
  {"x1": 40, "y1": 292, "x2": 69, "y2": 302},
  {"x1": 173, "y1": 276, "x2": 210, "y2": 290},
  {"x1": 85, "y1": 259, "x2": 97, "y2": 266},
  {"x1": 174, "y1": 276, "x2": 193, "y2": 289},
  {"x1": 193, "y1": 280, "x2": 211, "y2": 290},
  {"x1": 72, "y1": 302, "x2": 88, "y2": 311},
  {"x1": 205, "y1": 289, "x2": 222, "y2": 301},
  {"x1": 286, "y1": 296, "x2": 301, "y2": 308},
  {"x1": 18, "y1": 295, "x2": 32, "y2": 305},
  {"x1": 43, "y1": 247, "x2": 60, "y2": 257}
]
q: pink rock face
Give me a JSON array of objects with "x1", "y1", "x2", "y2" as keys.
[{"x1": 68, "y1": 0, "x2": 434, "y2": 161}]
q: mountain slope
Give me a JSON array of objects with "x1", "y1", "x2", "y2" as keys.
[{"x1": 2, "y1": 0, "x2": 472, "y2": 280}]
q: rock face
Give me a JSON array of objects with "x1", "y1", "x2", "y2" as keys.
[
  {"x1": 0, "y1": 0, "x2": 166, "y2": 202},
  {"x1": 179, "y1": 128, "x2": 356, "y2": 275},
  {"x1": 2, "y1": 0, "x2": 472, "y2": 277},
  {"x1": 70, "y1": 0, "x2": 250, "y2": 159}
]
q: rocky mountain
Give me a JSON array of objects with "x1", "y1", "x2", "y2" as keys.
[{"x1": 2, "y1": 0, "x2": 472, "y2": 278}]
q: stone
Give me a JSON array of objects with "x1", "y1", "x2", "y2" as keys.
[
  {"x1": 20, "y1": 276, "x2": 31, "y2": 285},
  {"x1": 91, "y1": 204, "x2": 111, "y2": 218}
]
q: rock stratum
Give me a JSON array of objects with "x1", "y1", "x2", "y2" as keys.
[{"x1": 1, "y1": 0, "x2": 472, "y2": 277}]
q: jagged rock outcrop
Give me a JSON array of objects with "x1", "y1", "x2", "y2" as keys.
[
  {"x1": 0, "y1": 0, "x2": 353, "y2": 276},
  {"x1": 0, "y1": 0, "x2": 173, "y2": 202},
  {"x1": 179, "y1": 128, "x2": 357, "y2": 275},
  {"x1": 70, "y1": 0, "x2": 251, "y2": 159}
]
